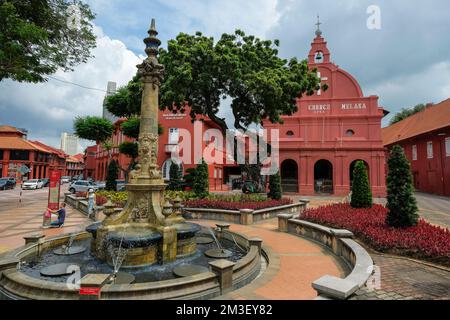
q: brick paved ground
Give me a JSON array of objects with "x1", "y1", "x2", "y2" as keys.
[
  {"x1": 351, "y1": 254, "x2": 450, "y2": 300},
  {"x1": 199, "y1": 219, "x2": 346, "y2": 300},
  {"x1": 0, "y1": 186, "x2": 91, "y2": 256}
]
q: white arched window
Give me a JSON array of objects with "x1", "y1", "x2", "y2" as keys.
[{"x1": 162, "y1": 159, "x2": 183, "y2": 180}]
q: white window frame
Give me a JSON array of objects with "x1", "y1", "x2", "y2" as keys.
[
  {"x1": 412, "y1": 145, "x2": 417, "y2": 161},
  {"x1": 168, "y1": 128, "x2": 179, "y2": 144},
  {"x1": 446, "y1": 137, "x2": 450, "y2": 157},
  {"x1": 427, "y1": 141, "x2": 433, "y2": 159}
]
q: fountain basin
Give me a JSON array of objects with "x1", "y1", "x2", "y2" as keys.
[
  {"x1": 0, "y1": 226, "x2": 264, "y2": 300},
  {"x1": 106, "y1": 228, "x2": 163, "y2": 249},
  {"x1": 88, "y1": 222, "x2": 202, "y2": 268}
]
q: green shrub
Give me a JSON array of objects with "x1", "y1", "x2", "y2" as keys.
[
  {"x1": 386, "y1": 145, "x2": 419, "y2": 228},
  {"x1": 268, "y1": 171, "x2": 282, "y2": 200},
  {"x1": 96, "y1": 191, "x2": 128, "y2": 207},
  {"x1": 105, "y1": 160, "x2": 119, "y2": 191},
  {"x1": 167, "y1": 162, "x2": 183, "y2": 191},
  {"x1": 193, "y1": 159, "x2": 209, "y2": 199},
  {"x1": 351, "y1": 161, "x2": 372, "y2": 208},
  {"x1": 183, "y1": 167, "x2": 197, "y2": 189}
]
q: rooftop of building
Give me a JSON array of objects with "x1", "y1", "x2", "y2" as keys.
[{"x1": 382, "y1": 98, "x2": 450, "y2": 146}]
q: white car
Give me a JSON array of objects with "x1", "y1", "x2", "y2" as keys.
[
  {"x1": 22, "y1": 179, "x2": 44, "y2": 190},
  {"x1": 61, "y1": 176, "x2": 71, "y2": 184}
]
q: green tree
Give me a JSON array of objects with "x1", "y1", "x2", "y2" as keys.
[
  {"x1": 159, "y1": 30, "x2": 321, "y2": 133},
  {"x1": 267, "y1": 171, "x2": 282, "y2": 200},
  {"x1": 73, "y1": 116, "x2": 114, "y2": 143},
  {"x1": 386, "y1": 145, "x2": 419, "y2": 228},
  {"x1": 105, "y1": 76, "x2": 142, "y2": 117},
  {"x1": 193, "y1": 159, "x2": 209, "y2": 199},
  {"x1": 389, "y1": 104, "x2": 426, "y2": 125},
  {"x1": 105, "y1": 159, "x2": 119, "y2": 191},
  {"x1": 0, "y1": 0, "x2": 96, "y2": 83},
  {"x1": 350, "y1": 161, "x2": 372, "y2": 208},
  {"x1": 159, "y1": 30, "x2": 322, "y2": 189},
  {"x1": 167, "y1": 162, "x2": 183, "y2": 191}
]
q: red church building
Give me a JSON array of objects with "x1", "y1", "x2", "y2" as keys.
[{"x1": 263, "y1": 26, "x2": 387, "y2": 197}]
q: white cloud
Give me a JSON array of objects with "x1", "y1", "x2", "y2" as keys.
[
  {"x1": 0, "y1": 25, "x2": 141, "y2": 149},
  {"x1": 159, "y1": 0, "x2": 280, "y2": 38},
  {"x1": 367, "y1": 61, "x2": 450, "y2": 126}
]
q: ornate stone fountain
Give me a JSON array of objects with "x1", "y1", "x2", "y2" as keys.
[
  {"x1": 87, "y1": 19, "x2": 200, "y2": 268},
  {"x1": 0, "y1": 20, "x2": 263, "y2": 300}
]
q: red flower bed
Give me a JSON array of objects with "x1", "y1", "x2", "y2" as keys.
[
  {"x1": 185, "y1": 198, "x2": 293, "y2": 211},
  {"x1": 96, "y1": 195, "x2": 107, "y2": 206},
  {"x1": 302, "y1": 203, "x2": 450, "y2": 266}
]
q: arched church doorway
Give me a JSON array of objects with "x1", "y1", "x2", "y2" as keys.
[
  {"x1": 280, "y1": 159, "x2": 299, "y2": 193},
  {"x1": 314, "y1": 160, "x2": 333, "y2": 194},
  {"x1": 349, "y1": 160, "x2": 370, "y2": 188}
]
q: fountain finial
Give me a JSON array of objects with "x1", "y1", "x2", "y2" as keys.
[
  {"x1": 143, "y1": 18, "x2": 161, "y2": 57},
  {"x1": 150, "y1": 18, "x2": 157, "y2": 33}
]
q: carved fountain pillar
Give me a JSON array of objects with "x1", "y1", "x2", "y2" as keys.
[{"x1": 91, "y1": 19, "x2": 189, "y2": 266}]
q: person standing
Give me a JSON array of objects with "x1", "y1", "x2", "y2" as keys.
[{"x1": 88, "y1": 189, "x2": 96, "y2": 219}]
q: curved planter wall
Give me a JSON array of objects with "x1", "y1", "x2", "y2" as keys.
[{"x1": 183, "y1": 201, "x2": 309, "y2": 225}]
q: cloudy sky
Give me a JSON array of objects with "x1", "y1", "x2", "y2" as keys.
[{"x1": 1, "y1": 0, "x2": 450, "y2": 149}]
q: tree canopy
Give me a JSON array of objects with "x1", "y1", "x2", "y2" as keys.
[
  {"x1": 0, "y1": 0, "x2": 96, "y2": 83},
  {"x1": 389, "y1": 104, "x2": 426, "y2": 125},
  {"x1": 73, "y1": 116, "x2": 113, "y2": 143},
  {"x1": 159, "y1": 30, "x2": 322, "y2": 132}
]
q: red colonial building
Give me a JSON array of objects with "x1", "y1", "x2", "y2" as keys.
[
  {"x1": 91, "y1": 107, "x2": 228, "y2": 191},
  {"x1": 382, "y1": 99, "x2": 450, "y2": 196},
  {"x1": 0, "y1": 125, "x2": 70, "y2": 180},
  {"x1": 66, "y1": 154, "x2": 84, "y2": 178},
  {"x1": 263, "y1": 28, "x2": 387, "y2": 197}
]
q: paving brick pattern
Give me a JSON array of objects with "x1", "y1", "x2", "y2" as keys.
[
  {"x1": 351, "y1": 254, "x2": 450, "y2": 300},
  {"x1": 0, "y1": 187, "x2": 91, "y2": 256}
]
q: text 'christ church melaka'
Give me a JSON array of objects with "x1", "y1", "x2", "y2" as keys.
[{"x1": 263, "y1": 25, "x2": 387, "y2": 197}]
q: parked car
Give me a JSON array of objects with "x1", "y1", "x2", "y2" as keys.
[
  {"x1": 0, "y1": 178, "x2": 15, "y2": 190},
  {"x1": 68, "y1": 180, "x2": 99, "y2": 194},
  {"x1": 22, "y1": 179, "x2": 44, "y2": 190},
  {"x1": 61, "y1": 176, "x2": 71, "y2": 184},
  {"x1": 116, "y1": 180, "x2": 126, "y2": 191},
  {"x1": 94, "y1": 181, "x2": 106, "y2": 190},
  {"x1": 71, "y1": 175, "x2": 83, "y2": 182},
  {"x1": 41, "y1": 178, "x2": 50, "y2": 187}
]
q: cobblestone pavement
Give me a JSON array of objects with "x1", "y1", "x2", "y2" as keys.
[
  {"x1": 374, "y1": 193, "x2": 450, "y2": 229},
  {"x1": 351, "y1": 254, "x2": 450, "y2": 300},
  {"x1": 288, "y1": 194, "x2": 450, "y2": 300}
]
